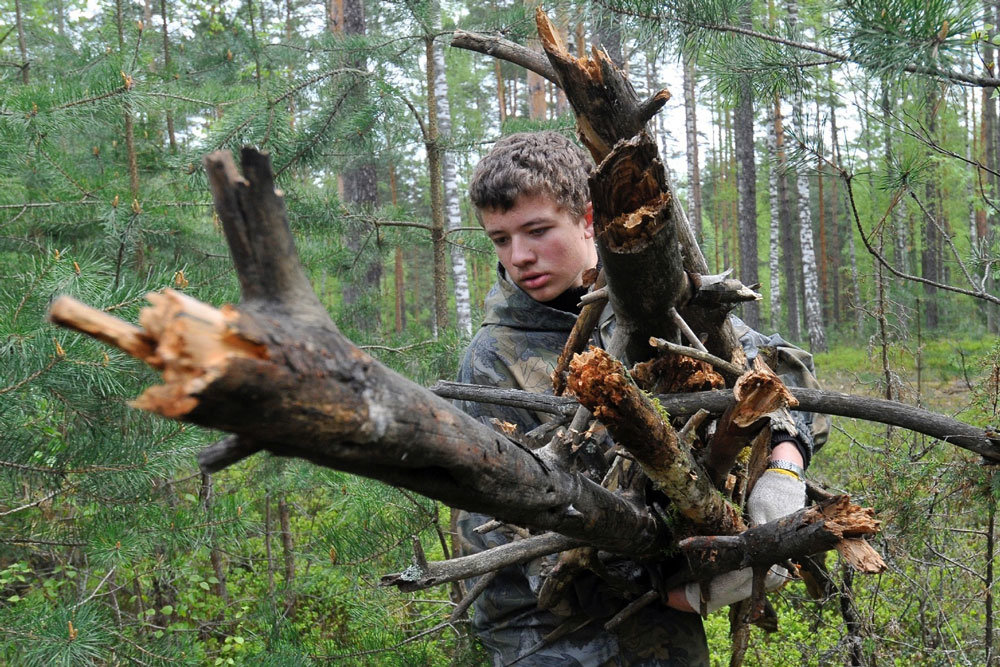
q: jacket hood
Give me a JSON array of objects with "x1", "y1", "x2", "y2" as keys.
[{"x1": 481, "y1": 265, "x2": 580, "y2": 332}]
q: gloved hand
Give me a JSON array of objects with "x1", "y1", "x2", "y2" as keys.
[{"x1": 683, "y1": 469, "x2": 806, "y2": 614}]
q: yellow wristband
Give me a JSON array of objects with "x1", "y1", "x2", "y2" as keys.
[{"x1": 766, "y1": 467, "x2": 802, "y2": 481}]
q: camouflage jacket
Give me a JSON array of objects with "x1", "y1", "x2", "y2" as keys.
[{"x1": 454, "y1": 267, "x2": 827, "y2": 666}]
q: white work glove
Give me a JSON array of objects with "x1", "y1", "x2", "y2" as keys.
[{"x1": 684, "y1": 469, "x2": 806, "y2": 614}]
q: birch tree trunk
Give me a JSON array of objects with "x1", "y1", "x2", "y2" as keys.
[
  {"x1": 767, "y1": 107, "x2": 783, "y2": 332},
  {"x1": 786, "y1": 0, "x2": 826, "y2": 351},
  {"x1": 426, "y1": 34, "x2": 450, "y2": 337},
  {"x1": 683, "y1": 52, "x2": 704, "y2": 244},
  {"x1": 433, "y1": 30, "x2": 473, "y2": 336}
]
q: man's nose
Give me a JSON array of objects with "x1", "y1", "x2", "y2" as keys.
[{"x1": 510, "y1": 236, "x2": 534, "y2": 266}]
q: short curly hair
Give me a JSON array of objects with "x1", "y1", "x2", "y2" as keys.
[{"x1": 469, "y1": 131, "x2": 591, "y2": 219}]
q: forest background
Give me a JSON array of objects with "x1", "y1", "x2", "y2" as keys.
[{"x1": 3, "y1": 0, "x2": 1000, "y2": 664}]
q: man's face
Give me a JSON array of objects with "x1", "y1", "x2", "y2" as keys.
[{"x1": 481, "y1": 193, "x2": 598, "y2": 303}]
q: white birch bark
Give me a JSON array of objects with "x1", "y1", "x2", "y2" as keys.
[
  {"x1": 786, "y1": 0, "x2": 826, "y2": 351},
  {"x1": 767, "y1": 111, "x2": 782, "y2": 332},
  {"x1": 433, "y1": 38, "x2": 473, "y2": 336}
]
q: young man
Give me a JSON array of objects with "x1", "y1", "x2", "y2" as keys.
[{"x1": 455, "y1": 131, "x2": 827, "y2": 666}]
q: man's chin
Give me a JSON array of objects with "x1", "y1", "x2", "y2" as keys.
[{"x1": 521, "y1": 284, "x2": 560, "y2": 302}]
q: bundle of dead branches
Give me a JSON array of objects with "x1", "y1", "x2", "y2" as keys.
[{"x1": 46, "y1": 8, "x2": 1000, "y2": 662}]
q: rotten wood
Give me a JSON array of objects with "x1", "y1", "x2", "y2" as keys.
[
  {"x1": 552, "y1": 271, "x2": 607, "y2": 396},
  {"x1": 677, "y1": 496, "x2": 885, "y2": 581},
  {"x1": 588, "y1": 132, "x2": 689, "y2": 363},
  {"x1": 568, "y1": 347, "x2": 745, "y2": 535},
  {"x1": 705, "y1": 359, "x2": 797, "y2": 489},
  {"x1": 648, "y1": 337, "x2": 744, "y2": 383}
]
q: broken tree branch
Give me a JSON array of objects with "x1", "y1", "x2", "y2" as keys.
[
  {"x1": 677, "y1": 496, "x2": 885, "y2": 582},
  {"x1": 381, "y1": 531, "x2": 580, "y2": 592},
  {"x1": 568, "y1": 347, "x2": 745, "y2": 535},
  {"x1": 431, "y1": 381, "x2": 1000, "y2": 462},
  {"x1": 49, "y1": 148, "x2": 670, "y2": 557}
]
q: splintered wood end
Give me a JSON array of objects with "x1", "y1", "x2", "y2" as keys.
[
  {"x1": 131, "y1": 289, "x2": 268, "y2": 417},
  {"x1": 807, "y1": 496, "x2": 884, "y2": 572},
  {"x1": 50, "y1": 290, "x2": 269, "y2": 419},
  {"x1": 535, "y1": 7, "x2": 565, "y2": 55},
  {"x1": 730, "y1": 361, "x2": 797, "y2": 428},
  {"x1": 49, "y1": 296, "x2": 159, "y2": 366},
  {"x1": 836, "y1": 538, "x2": 887, "y2": 573},
  {"x1": 567, "y1": 347, "x2": 627, "y2": 420}
]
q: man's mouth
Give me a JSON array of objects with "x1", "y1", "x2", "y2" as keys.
[{"x1": 520, "y1": 273, "x2": 549, "y2": 290}]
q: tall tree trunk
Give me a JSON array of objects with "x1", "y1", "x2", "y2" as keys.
[
  {"x1": 829, "y1": 87, "x2": 842, "y2": 326},
  {"x1": 200, "y1": 473, "x2": 230, "y2": 604},
  {"x1": 786, "y1": 0, "x2": 825, "y2": 351},
  {"x1": 264, "y1": 492, "x2": 275, "y2": 594},
  {"x1": 767, "y1": 106, "x2": 783, "y2": 332},
  {"x1": 335, "y1": 0, "x2": 381, "y2": 329},
  {"x1": 115, "y1": 0, "x2": 140, "y2": 201},
  {"x1": 388, "y1": 164, "x2": 406, "y2": 334},
  {"x1": 15, "y1": 0, "x2": 29, "y2": 84},
  {"x1": 772, "y1": 97, "x2": 800, "y2": 339},
  {"x1": 683, "y1": 52, "x2": 703, "y2": 245},
  {"x1": 774, "y1": 100, "x2": 800, "y2": 340},
  {"x1": 426, "y1": 35, "x2": 450, "y2": 336},
  {"x1": 278, "y1": 497, "x2": 296, "y2": 617},
  {"x1": 922, "y1": 90, "x2": 940, "y2": 330},
  {"x1": 734, "y1": 7, "x2": 759, "y2": 329},
  {"x1": 56, "y1": 0, "x2": 66, "y2": 37},
  {"x1": 816, "y1": 107, "x2": 828, "y2": 325},
  {"x1": 985, "y1": 1, "x2": 1000, "y2": 332},
  {"x1": 494, "y1": 61, "x2": 507, "y2": 125},
  {"x1": 433, "y1": 29, "x2": 473, "y2": 336},
  {"x1": 160, "y1": 0, "x2": 177, "y2": 153}
]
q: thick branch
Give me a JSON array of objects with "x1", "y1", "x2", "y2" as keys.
[
  {"x1": 49, "y1": 149, "x2": 669, "y2": 557},
  {"x1": 450, "y1": 30, "x2": 558, "y2": 85},
  {"x1": 678, "y1": 496, "x2": 885, "y2": 581},
  {"x1": 431, "y1": 382, "x2": 1000, "y2": 461},
  {"x1": 569, "y1": 347, "x2": 745, "y2": 534}
]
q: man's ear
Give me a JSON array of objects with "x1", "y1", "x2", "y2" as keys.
[{"x1": 582, "y1": 202, "x2": 594, "y2": 238}]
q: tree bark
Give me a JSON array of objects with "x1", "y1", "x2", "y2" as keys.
[
  {"x1": 15, "y1": 0, "x2": 29, "y2": 84},
  {"x1": 278, "y1": 496, "x2": 296, "y2": 617},
  {"x1": 160, "y1": 0, "x2": 177, "y2": 153},
  {"x1": 425, "y1": 36, "x2": 450, "y2": 337},
  {"x1": 335, "y1": 0, "x2": 381, "y2": 329},
  {"x1": 775, "y1": 98, "x2": 800, "y2": 340},
  {"x1": 683, "y1": 52, "x2": 704, "y2": 244},
  {"x1": 432, "y1": 27, "x2": 473, "y2": 336},
  {"x1": 734, "y1": 7, "x2": 760, "y2": 329},
  {"x1": 767, "y1": 103, "x2": 783, "y2": 332}
]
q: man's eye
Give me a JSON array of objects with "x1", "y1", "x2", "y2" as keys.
[
  {"x1": 491, "y1": 237, "x2": 508, "y2": 246},
  {"x1": 529, "y1": 227, "x2": 548, "y2": 237}
]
